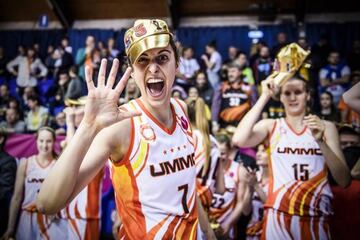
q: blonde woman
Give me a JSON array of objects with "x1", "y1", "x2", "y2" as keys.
[{"x1": 3, "y1": 127, "x2": 66, "y2": 240}]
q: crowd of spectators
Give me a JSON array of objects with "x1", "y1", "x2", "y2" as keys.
[{"x1": 0, "y1": 32, "x2": 359, "y2": 155}]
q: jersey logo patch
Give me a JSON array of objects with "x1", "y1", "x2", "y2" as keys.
[{"x1": 140, "y1": 123, "x2": 156, "y2": 142}]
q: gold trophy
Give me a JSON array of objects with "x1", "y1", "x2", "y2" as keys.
[{"x1": 270, "y1": 43, "x2": 310, "y2": 87}]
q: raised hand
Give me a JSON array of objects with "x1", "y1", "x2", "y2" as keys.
[
  {"x1": 261, "y1": 76, "x2": 280, "y2": 98},
  {"x1": 82, "y1": 58, "x2": 141, "y2": 131},
  {"x1": 303, "y1": 114, "x2": 325, "y2": 141}
]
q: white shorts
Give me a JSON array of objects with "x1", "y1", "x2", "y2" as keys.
[
  {"x1": 16, "y1": 211, "x2": 68, "y2": 240},
  {"x1": 67, "y1": 218, "x2": 100, "y2": 240}
]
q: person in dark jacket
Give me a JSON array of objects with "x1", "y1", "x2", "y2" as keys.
[{"x1": 0, "y1": 127, "x2": 17, "y2": 236}]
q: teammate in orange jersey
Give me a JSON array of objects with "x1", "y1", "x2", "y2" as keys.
[
  {"x1": 232, "y1": 74, "x2": 351, "y2": 239},
  {"x1": 209, "y1": 133, "x2": 251, "y2": 239},
  {"x1": 244, "y1": 143, "x2": 270, "y2": 240},
  {"x1": 36, "y1": 19, "x2": 215, "y2": 239},
  {"x1": 186, "y1": 97, "x2": 225, "y2": 209},
  {"x1": 59, "y1": 103, "x2": 103, "y2": 240},
  {"x1": 2, "y1": 127, "x2": 67, "y2": 240}
]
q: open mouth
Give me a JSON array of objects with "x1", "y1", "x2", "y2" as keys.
[{"x1": 146, "y1": 79, "x2": 165, "y2": 98}]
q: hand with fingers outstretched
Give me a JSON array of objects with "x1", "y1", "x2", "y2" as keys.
[{"x1": 83, "y1": 58, "x2": 141, "y2": 131}]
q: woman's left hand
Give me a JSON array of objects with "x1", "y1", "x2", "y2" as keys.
[{"x1": 303, "y1": 114, "x2": 325, "y2": 142}]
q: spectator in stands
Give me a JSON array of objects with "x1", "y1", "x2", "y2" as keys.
[
  {"x1": 53, "y1": 111, "x2": 67, "y2": 135},
  {"x1": 0, "y1": 47, "x2": 9, "y2": 82},
  {"x1": 45, "y1": 45, "x2": 56, "y2": 77},
  {"x1": 261, "y1": 95, "x2": 285, "y2": 120},
  {"x1": 235, "y1": 51, "x2": 255, "y2": 85},
  {"x1": 339, "y1": 125, "x2": 360, "y2": 180},
  {"x1": 171, "y1": 85, "x2": 187, "y2": 100},
  {"x1": 65, "y1": 66, "x2": 84, "y2": 100},
  {"x1": 319, "y1": 50, "x2": 351, "y2": 105},
  {"x1": 48, "y1": 71, "x2": 69, "y2": 114},
  {"x1": 318, "y1": 91, "x2": 341, "y2": 123},
  {"x1": 249, "y1": 41, "x2": 267, "y2": 67},
  {"x1": 311, "y1": 33, "x2": 334, "y2": 70},
  {"x1": 224, "y1": 46, "x2": 239, "y2": 65},
  {"x1": 21, "y1": 86, "x2": 36, "y2": 109},
  {"x1": 202, "y1": 41, "x2": 222, "y2": 90},
  {"x1": 252, "y1": 46, "x2": 272, "y2": 85},
  {"x1": 76, "y1": 35, "x2": 95, "y2": 80},
  {"x1": 339, "y1": 125, "x2": 360, "y2": 150},
  {"x1": 61, "y1": 37, "x2": 72, "y2": 54},
  {"x1": 119, "y1": 78, "x2": 140, "y2": 104},
  {"x1": 221, "y1": 46, "x2": 239, "y2": 81},
  {"x1": 25, "y1": 95, "x2": 48, "y2": 133},
  {"x1": 6, "y1": 98, "x2": 23, "y2": 120},
  {"x1": 0, "y1": 85, "x2": 11, "y2": 119},
  {"x1": 0, "y1": 127, "x2": 17, "y2": 237},
  {"x1": 7, "y1": 47, "x2": 48, "y2": 88},
  {"x1": 58, "y1": 46, "x2": 74, "y2": 73},
  {"x1": 97, "y1": 41, "x2": 106, "y2": 52},
  {"x1": 0, "y1": 108, "x2": 26, "y2": 133},
  {"x1": 271, "y1": 32, "x2": 288, "y2": 58},
  {"x1": 32, "y1": 43, "x2": 43, "y2": 61},
  {"x1": 297, "y1": 37, "x2": 309, "y2": 51},
  {"x1": 18, "y1": 45, "x2": 25, "y2": 56},
  {"x1": 187, "y1": 87, "x2": 211, "y2": 121},
  {"x1": 107, "y1": 37, "x2": 119, "y2": 60},
  {"x1": 195, "y1": 71, "x2": 214, "y2": 108},
  {"x1": 212, "y1": 63, "x2": 252, "y2": 133},
  {"x1": 339, "y1": 72, "x2": 360, "y2": 132},
  {"x1": 347, "y1": 40, "x2": 360, "y2": 72},
  {"x1": 176, "y1": 46, "x2": 200, "y2": 90}
]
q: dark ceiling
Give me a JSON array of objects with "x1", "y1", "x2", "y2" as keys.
[{"x1": 0, "y1": 0, "x2": 359, "y2": 26}]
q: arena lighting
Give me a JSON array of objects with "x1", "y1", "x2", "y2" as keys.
[{"x1": 248, "y1": 30, "x2": 264, "y2": 39}]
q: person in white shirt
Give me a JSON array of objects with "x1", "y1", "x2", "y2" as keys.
[
  {"x1": 202, "y1": 42, "x2": 222, "y2": 90},
  {"x1": 177, "y1": 47, "x2": 200, "y2": 87},
  {"x1": 7, "y1": 48, "x2": 48, "y2": 88}
]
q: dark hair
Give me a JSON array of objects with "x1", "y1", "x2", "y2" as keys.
[
  {"x1": 321, "y1": 91, "x2": 334, "y2": 103},
  {"x1": 0, "y1": 127, "x2": 7, "y2": 151},
  {"x1": 339, "y1": 125, "x2": 358, "y2": 136},
  {"x1": 206, "y1": 41, "x2": 217, "y2": 49},
  {"x1": 27, "y1": 95, "x2": 40, "y2": 104},
  {"x1": 169, "y1": 37, "x2": 180, "y2": 66},
  {"x1": 69, "y1": 65, "x2": 78, "y2": 74}
]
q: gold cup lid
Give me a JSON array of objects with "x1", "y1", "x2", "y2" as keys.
[{"x1": 271, "y1": 43, "x2": 311, "y2": 86}]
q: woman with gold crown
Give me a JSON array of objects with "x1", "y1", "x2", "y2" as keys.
[
  {"x1": 232, "y1": 44, "x2": 350, "y2": 239},
  {"x1": 36, "y1": 19, "x2": 215, "y2": 239}
]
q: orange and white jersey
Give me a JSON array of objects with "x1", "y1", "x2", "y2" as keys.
[
  {"x1": 194, "y1": 130, "x2": 220, "y2": 208},
  {"x1": 209, "y1": 160, "x2": 240, "y2": 224},
  {"x1": 265, "y1": 118, "x2": 333, "y2": 217},
  {"x1": 110, "y1": 98, "x2": 199, "y2": 239},
  {"x1": 22, "y1": 156, "x2": 56, "y2": 211},
  {"x1": 61, "y1": 170, "x2": 103, "y2": 220},
  {"x1": 246, "y1": 181, "x2": 268, "y2": 239}
]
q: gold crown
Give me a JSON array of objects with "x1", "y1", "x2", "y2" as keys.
[
  {"x1": 270, "y1": 43, "x2": 310, "y2": 86},
  {"x1": 124, "y1": 19, "x2": 172, "y2": 64}
]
